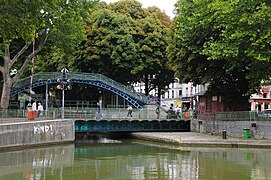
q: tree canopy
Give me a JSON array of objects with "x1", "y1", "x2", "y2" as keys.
[
  {"x1": 0, "y1": 0, "x2": 96, "y2": 109},
  {"x1": 169, "y1": 0, "x2": 271, "y2": 100},
  {"x1": 74, "y1": 0, "x2": 174, "y2": 95}
]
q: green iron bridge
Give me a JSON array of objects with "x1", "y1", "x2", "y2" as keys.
[
  {"x1": 11, "y1": 72, "x2": 151, "y2": 109},
  {"x1": 74, "y1": 118, "x2": 190, "y2": 132},
  {"x1": 0, "y1": 108, "x2": 191, "y2": 132},
  {"x1": 9, "y1": 72, "x2": 190, "y2": 132}
]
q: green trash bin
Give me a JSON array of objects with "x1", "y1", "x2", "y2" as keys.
[{"x1": 243, "y1": 128, "x2": 250, "y2": 139}]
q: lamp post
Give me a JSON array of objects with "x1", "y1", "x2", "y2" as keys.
[
  {"x1": 57, "y1": 68, "x2": 71, "y2": 120},
  {"x1": 38, "y1": 78, "x2": 51, "y2": 117},
  {"x1": 190, "y1": 81, "x2": 193, "y2": 110},
  {"x1": 45, "y1": 79, "x2": 51, "y2": 117}
]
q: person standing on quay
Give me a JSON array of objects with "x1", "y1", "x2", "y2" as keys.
[
  {"x1": 32, "y1": 99, "x2": 37, "y2": 111},
  {"x1": 26, "y1": 102, "x2": 32, "y2": 110},
  {"x1": 127, "y1": 105, "x2": 133, "y2": 117},
  {"x1": 32, "y1": 99, "x2": 38, "y2": 118},
  {"x1": 38, "y1": 103, "x2": 44, "y2": 118}
]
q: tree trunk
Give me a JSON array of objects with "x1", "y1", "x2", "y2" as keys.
[
  {"x1": 0, "y1": 77, "x2": 13, "y2": 109},
  {"x1": 0, "y1": 37, "x2": 47, "y2": 110}
]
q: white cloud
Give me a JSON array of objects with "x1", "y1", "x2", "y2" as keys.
[{"x1": 101, "y1": 0, "x2": 176, "y2": 18}]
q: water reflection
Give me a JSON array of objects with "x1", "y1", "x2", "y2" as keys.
[
  {"x1": 0, "y1": 134, "x2": 271, "y2": 179},
  {"x1": 0, "y1": 144, "x2": 74, "y2": 180}
]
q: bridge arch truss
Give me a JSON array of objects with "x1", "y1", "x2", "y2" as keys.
[{"x1": 11, "y1": 72, "x2": 149, "y2": 109}]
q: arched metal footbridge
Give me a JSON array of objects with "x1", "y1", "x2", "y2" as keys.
[
  {"x1": 9, "y1": 72, "x2": 191, "y2": 132},
  {"x1": 11, "y1": 72, "x2": 149, "y2": 109}
]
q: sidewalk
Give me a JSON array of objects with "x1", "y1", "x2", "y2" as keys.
[{"x1": 131, "y1": 132, "x2": 271, "y2": 148}]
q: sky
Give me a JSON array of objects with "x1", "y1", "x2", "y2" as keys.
[{"x1": 102, "y1": 0, "x2": 177, "y2": 18}]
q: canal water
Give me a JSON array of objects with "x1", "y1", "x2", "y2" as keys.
[{"x1": 0, "y1": 133, "x2": 270, "y2": 180}]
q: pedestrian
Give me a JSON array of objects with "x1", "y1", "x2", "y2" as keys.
[
  {"x1": 26, "y1": 102, "x2": 32, "y2": 110},
  {"x1": 155, "y1": 106, "x2": 160, "y2": 119},
  {"x1": 32, "y1": 99, "x2": 37, "y2": 111},
  {"x1": 96, "y1": 101, "x2": 101, "y2": 119},
  {"x1": 38, "y1": 103, "x2": 43, "y2": 118},
  {"x1": 127, "y1": 105, "x2": 133, "y2": 117},
  {"x1": 175, "y1": 105, "x2": 181, "y2": 118}
]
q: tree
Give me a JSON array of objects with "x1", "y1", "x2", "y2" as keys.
[
  {"x1": 74, "y1": 0, "x2": 174, "y2": 96},
  {"x1": 74, "y1": 7, "x2": 137, "y2": 83},
  {"x1": 0, "y1": 0, "x2": 95, "y2": 109},
  {"x1": 169, "y1": 0, "x2": 271, "y2": 101}
]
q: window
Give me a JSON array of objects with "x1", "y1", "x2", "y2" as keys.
[
  {"x1": 168, "y1": 92, "x2": 170, "y2": 99},
  {"x1": 263, "y1": 93, "x2": 267, "y2": 98},
  {"x1": 186, "y1": 87, "x2": 188, "y2": 97},
  {"x1": 179, "y1": 90, "x2": 182, "y2": 96},
  {"x1": 172, "y1": 90, "x2": 174, "y2": 98}
]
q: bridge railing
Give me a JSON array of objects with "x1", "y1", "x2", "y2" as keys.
[
  {"x1": 1, "y1": 109, "x2": 266, "y2": 122},
  {"x1": 68, "y1": 73, "x2": 149, "y2": 103},
  {"x1": 0, "y1": 109, "x2": 59, "y2": 123},
  {"x1": 0, "y1": 108, "x2": 193, "y2": 122},
  {"x1": 13, "y1": 72, "x2": 149, "y2": 103}
]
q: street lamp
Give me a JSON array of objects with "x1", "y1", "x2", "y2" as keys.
[
  {"x1": 38, "y1": 78, "x2": 52, "y2": 117},
  {"x1": 45, "y1": 79, "x2": 52, "y2": 117},
  {"x1": 57, "y1": 68, "x2": 72, "y2": 120},
  {"x1": 190, "y1": 81, "x2": 193, "y2": 110}
]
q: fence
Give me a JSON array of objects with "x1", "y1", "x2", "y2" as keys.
[
  {"x1": 196, "y1": 111, "x2": 271, "y2": 121},
  {"x1": 0, "y1": 108, "x2": 193, "y2": 122}
]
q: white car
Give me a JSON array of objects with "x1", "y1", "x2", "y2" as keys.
[{"x1": 258, "y1": 109, "x2": 271, "y2": 118}]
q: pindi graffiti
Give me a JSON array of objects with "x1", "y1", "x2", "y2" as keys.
[{"x1": 34, "y1": 124, "x2": 53, "y2": 134}]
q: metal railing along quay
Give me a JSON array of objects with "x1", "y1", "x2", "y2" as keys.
[
  {"x1": 197, "y1": 111, "x2": 271, "y2": 121},
  {"x1": 3, "y1": 109, "x2": 270, "y2": 122},
  {"x1": 0, "y1": 108, "x2": 192, "y2": 123}
]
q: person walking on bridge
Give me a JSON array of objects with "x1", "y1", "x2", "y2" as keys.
[
  {"x1": 96, "y1": 101, "x2": 101, "y2": 119},
  {"x1": 156, "y1": 106, "x2": 160, "y2": 119},
  {"x1": 127, "y1": 105, "x2": 133, "y2": 117}
]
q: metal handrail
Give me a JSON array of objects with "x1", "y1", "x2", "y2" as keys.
[
  {"x1": 0, "y1": 108, "x2": 190, "y2": 122},
  {"x1": 13, "y1": 72, "x2": 149, "y2": 103}
]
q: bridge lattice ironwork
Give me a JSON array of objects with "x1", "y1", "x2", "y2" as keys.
[{"x1": 11, "y1": 72, "x2": 150, "y2": 109}]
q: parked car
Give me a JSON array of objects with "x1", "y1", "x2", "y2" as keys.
[{"x1": 258, "y1": 109, "x2": 271, "y2": 118}]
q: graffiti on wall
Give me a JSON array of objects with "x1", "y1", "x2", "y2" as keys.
[{"x1": 34, "y1": 124, "x2": 53, "y2": 134}]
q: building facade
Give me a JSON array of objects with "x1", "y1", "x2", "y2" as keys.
[
  {"x1": 249, "y1": 86, "x2": 271, "y2": 112},
  {"x1": 133, "y1": 78, "x2": 208, "y2": 111}
]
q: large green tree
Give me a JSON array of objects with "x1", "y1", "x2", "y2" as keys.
[
  {"x1": 169, "y1": 0, "x2": 271, "y2": 101},
  {"x1": 0, "y1": 0, "x2": 95, "y2": 109},
  {"x1": 74, "y1": 0, "x2": 174, "y2": 96},
  {"x1": 75, "y1": 6, "x2": 137, "y2": 82}
]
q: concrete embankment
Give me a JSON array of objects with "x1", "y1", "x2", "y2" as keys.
[
  {"x1": 0, "y1": 119, "x2": 74, "y2": 149},
  {"x1": 131, "y1": 132, "x2": 271, "y2": 148}
]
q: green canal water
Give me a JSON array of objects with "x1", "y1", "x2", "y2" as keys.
[{"x1": 0, "y1": 133, "x2": 271, "y2": 180}]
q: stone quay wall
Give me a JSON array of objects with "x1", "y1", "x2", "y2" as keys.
[
  {"x1": 0, "y1": 119, "x2": 74, "y2": 148},
  {"x1": 191, "y1": 118, "x2": 271, "y2": 139}
]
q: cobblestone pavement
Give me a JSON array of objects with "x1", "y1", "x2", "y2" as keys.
[{"x1": 131, "y1": 132, "x2": 271, "y2": 148}]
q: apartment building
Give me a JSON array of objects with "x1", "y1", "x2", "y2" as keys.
[
  {"x1": 133, "y1": 78, "x2": 208, "y2": 110},
  {"x1": 249, "y1": 86, "x2": 271, "y2": 112}
]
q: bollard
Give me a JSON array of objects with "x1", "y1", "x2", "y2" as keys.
[{"x1": 222, "y1": 129, "x2": 227, "y2": 139}]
